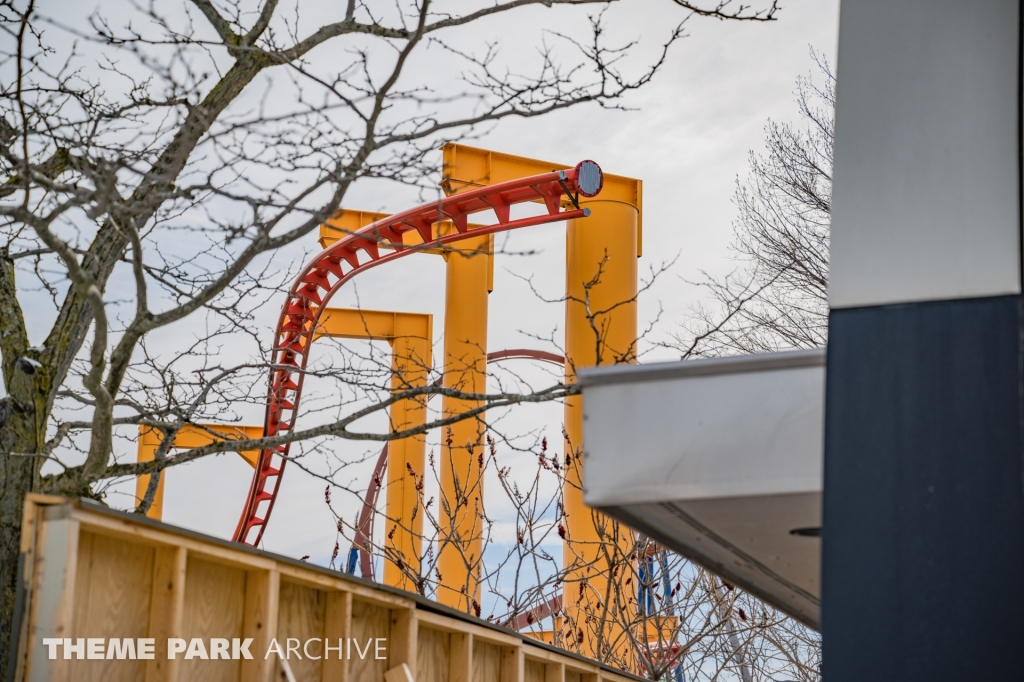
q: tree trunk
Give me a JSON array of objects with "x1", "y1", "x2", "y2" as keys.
[{"x1": 0, "y1": 372, "x2": 50, "y2": 678}]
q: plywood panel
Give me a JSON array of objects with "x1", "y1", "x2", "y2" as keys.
[
  {"x1": 417, "y1": 628, "x2": 450, "y2": 682},
  {"x1": 473, "y1": 641, "x2": 501, "y2": 682},
  {"x1": 349, "y1": 599, "x2": 391, "y2": 681},
  {"x1": 322, "y1": 591, "x2": 351, "y2": 682},
  {"x1": 146, "y1": 545, "x2": 186, "y2": 682},
  {"x1": 276, "y1": 581, "x2": 326, "y2": 682},
  {"x1": 69, "y1": 531, "x2": 154, "y2": 682},
  {"x1": 544, "y1": 661, "x2": 565, "y2": 682},
  {"x1": 180, "y1": 557, "x2": 246, "y2": 682},
  {"x1": 242, "y1": 569, "x2": 279, "y2": 682},
  {"x1": 525, "y1": 658, "x2": 546, "y2": 682},
  {"x1": 450, "y1": 633, "x2": 471, "y2": 682}
]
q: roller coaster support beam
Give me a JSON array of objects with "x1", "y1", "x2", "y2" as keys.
[
  {"x1": 234, "y1": 163, "x2": 598, "y2": 547},
  {"x1": 442, "y1": 144, "x2": 641, "y2": 659},
  {"x1": 314, "y1": 308, "x2": 432, "y2": 592},
  {"x1": 323, "y1": 213, "x2": 493, "y2": 609},
  {"x1": 436, "y1": 231, "x2": 491, "y2": 611},
  {"x1": 135, "y1": 424, "x2": 262, "y2": 520},
  {"x1": 563, "y1": 189, "x2": 639, "y2": 659}
]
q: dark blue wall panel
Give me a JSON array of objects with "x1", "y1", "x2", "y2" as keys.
[{"x1": 822, "y1": 295, "x2": 1024, "y2": 680}]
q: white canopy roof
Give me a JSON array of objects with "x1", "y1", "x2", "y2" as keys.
[{"x1": 579, "y1": 349, "x2": 825, "y2": 628}]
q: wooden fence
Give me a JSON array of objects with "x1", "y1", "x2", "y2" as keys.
[{"x1": 12, "y1": 495, "x2": 644, "y2": 682}]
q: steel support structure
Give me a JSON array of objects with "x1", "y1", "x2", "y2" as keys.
[
  {"x1": 315, "y1": 308, "x2": 432, "y2": 592},
  {"x1": 435, "y1": 230, "x2": 492, "y2": 611},
  {"x1": 321, "y1": 214, "x2": 493, "y2": 605},
  {"x1": 563, "y1": 198, "x2": 639, "y2": 659},
  {"x1": 234, "y1": 163, "x2": 601, "y2": 546},
  {"x1": 346, "y1": 349, "x2": 565, "y2": 585},
  {"x1": 135, "y1": 424, "x2": 262, "y2": 520},
  {"x1": 441, "y1": 144, "x2": 641, "y2": 659}
]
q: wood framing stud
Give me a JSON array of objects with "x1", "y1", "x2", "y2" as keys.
[
  {"x1": 391, "y1": 607, "x2": 418, "y2": 677},
  {"x1": 146, "y1": 546, "x2": 186, "y2": 682}
]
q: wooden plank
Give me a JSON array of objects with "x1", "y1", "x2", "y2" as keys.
[
  {"x1": 391, "y1": 607, "x2": 418, "y2": 679},
  {"x1": 180, "y1": 557, "x2": 246, "y2": 682},
  {"x1": 12, "y1": 495, "x2": 46, "y2": 682},
  {"x1": 519, "y1": 646, "x2": 577, "y2": 666},
  {"x1": 75, "y1": 513, "x2": 275, "y2": 570},
  {"x1": 417, "y1": 627, "x2": 450, "y2": 682},
  {"x1": 450, "y1": 632, "x2": 472, "y2": 682},
  {"x1": 277, "y1": 563, "x2": 410, "y2": 608},
  {"x1": 276, "y1": 580, "x2": 326, "y2": 682},
  {"x1": 349, "y1": 599, "x2": 391, "y2": 680},
  {"x1": 565, "y1": 664, "x2": 602, "y2": 678},
  {"x1": 147, "y1": 546, "x2": 187, "y2": 682},
  {"x1": 24, "y1": 504, "x2": 79, "y2": 682},
  {"x1": 565, "y1": 672, "x2": 583, "y2": 682},
  {"x1": 596, "y1": 673, "x2": 634, "y2": 682},
  {"x1": 524, "y1": 658, "x2": 546, "y2": 682},
  {"x1": 501, "y1": 645, "x2": 524, "y2": 682},
  {"x1": 242, "y1": 568, "x2": 279, "y2": 682},
  {"x1": 69, "y1": 531, "x2": 154, "y2": 682},
  {"x1": 322, "y1": 591, "x2": 351, "y2": 682},
  {"x1": 416, "y1": 610, "x2": 520, "y2": 646},
  {"x1": 473, "y1": 640, "x2": 501, "y2": 682},
  {"x1": 544, "y1": 661, "x2": 566, "y2": 682}
]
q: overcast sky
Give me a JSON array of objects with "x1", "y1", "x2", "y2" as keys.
[{"x1": 26, "y1": 0, "x2": 840, "y2": 580}]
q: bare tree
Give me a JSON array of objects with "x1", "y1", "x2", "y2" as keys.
[
  {"x1": 326, "y1": 422, "x2": 820, "y2": 680},
  {"x1": 0, "y1": 0, "x2": 780, "y2": 673},
  {"x1": 321, "y1": 263, "x2": 818, "y2": 679},
  {"x1": 679, "y1": 50, "x2": 833, "y2": 357},
  {"x1": 650, "y1": 50, "x2": 836, "y2": 680}
]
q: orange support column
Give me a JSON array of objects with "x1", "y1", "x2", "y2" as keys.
[
  {"x1": 440, "y1": 143, "x2": 641, "y2": 659},
  {"x1": 436, "y1": 234, "x2": 491, "y2": 611},
  {"x1": 316, "y1": 308, "x2": 432, "y2": 592},
  {"x1": 563, "y1": 198, "x2": 639, "y2": 661},
  {"x1": 321, "y1": 212, "x2": 489, "y2": 599},
  {"x1": 135, "y1": 427, "x2": 168, "y2": 520},
  {"x1": 387, "y1": 314, "x2": 433, "y2": 591},
  {"x1": 135, "y1": 424, "x2": 262, "y2": 520}
]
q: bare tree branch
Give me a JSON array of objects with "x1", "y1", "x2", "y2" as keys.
[{"x1": 678, "y1": 50, "x2": 833, "y2": 358}]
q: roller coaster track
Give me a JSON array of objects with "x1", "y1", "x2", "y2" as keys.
[{"x1": 234, "y1": 162, "x2": 603, "y2": 545}]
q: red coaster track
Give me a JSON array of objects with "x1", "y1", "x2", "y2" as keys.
[{"x1": 233, "y1": 162, "x2": 603, "y2": 545}]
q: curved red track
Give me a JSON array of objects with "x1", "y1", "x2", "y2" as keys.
[{"x1": 234, "y1": 166, "x2": 598, "y2": 545}]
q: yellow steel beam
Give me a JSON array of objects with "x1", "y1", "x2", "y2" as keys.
[
  {"x1": 442, "y1": 143, "x2": 641, "y2": 664},
  {"x1": 316, "y1": 307, "x2": 433, "y2": 344},
  {"x1": 135, "y1": 424, "x2": 263, "y2": 520},
  {"x1": 439, "y1": 142, "x2": 644, "y2": 256},
  {"x1": 318, "y1": 209, "x2": 494, "y2": 606},
  {"x1": 435, "y1": 232, "x2": 490, "y2": 612},
  {"x1": 319, "y1": 209, "x2": 391, "y2": 249},
  {"x1": 561, "y1": 199, "x2": 639, "y2": 662},
  {"x1": 316, "y1": 307, "x2": 433, "y2": 592}
]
